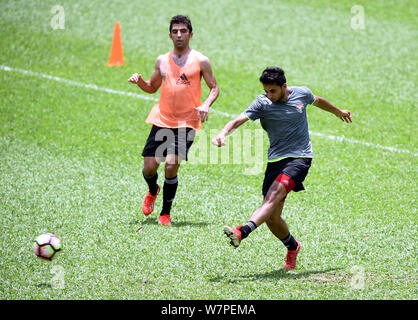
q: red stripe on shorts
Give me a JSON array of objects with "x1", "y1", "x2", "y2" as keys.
[{"x1": 275, "y1": 173, "x2": 296, "y2": 194}]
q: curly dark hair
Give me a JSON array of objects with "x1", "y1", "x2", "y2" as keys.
[
  {"x1": 259, "y1": 67, "x2": 286, "y2": 86},
  {"x1": 169, "y1": 15, "x2": 193, "y2": 33}
]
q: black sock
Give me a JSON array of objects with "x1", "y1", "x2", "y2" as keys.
[
  {"x1": 160, "y1": 176, "x2": 178, "y2": 215},
  {"x1": 143, "y1": 169, "x2": 159, "y2": 196},
  {"x1": 240, "y1": 220, "x2": 257, "y2": 239},
  {"x1": 280, "y1": 233, "x2": 298, "y2": 251}
]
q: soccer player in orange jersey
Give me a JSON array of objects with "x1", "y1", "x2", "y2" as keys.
[{"x1": 128, "y1": 15, "x2": 219, "y2": 226}]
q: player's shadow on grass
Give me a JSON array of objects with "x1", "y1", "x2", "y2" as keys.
[
  {"x1": 133, "y1": 217, "x2": 209, "y2": 228},
  {"x1": 210, "y1": 267, "x2": 343, "y2": 284},
  {"x1": 172, "y1": 220, "x2": 210, "y2": 228}
]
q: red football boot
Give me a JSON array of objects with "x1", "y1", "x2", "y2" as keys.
[
  {"x1": 223, "y1": 225, "x2": 243, "y2": 248},
  {"x1": 283, "y1": 241, "x2": 301, "y2": 270},
  {"x1": 142, "y1": 186, "x2": 160, "y2": 216},
  {"x1": 158, "y1": 214, "x2": 171, "y2": 226}
]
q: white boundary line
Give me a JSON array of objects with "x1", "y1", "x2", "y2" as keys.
[
  {"x1": 0, "y1": 64, "x2": 157, "y2": 101},
  {"x1": 1, "y1": 64, "x2": 416, "y2": 156}
]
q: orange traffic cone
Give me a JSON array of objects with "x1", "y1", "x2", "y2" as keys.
[{"x1": 108, "y1": 22, "x2": 124, "y2": 66}]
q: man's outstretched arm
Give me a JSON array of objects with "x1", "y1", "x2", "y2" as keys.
[
  {"x1": 312, "y1": 96, "x2": 352, "y2": 123},
  {"x1": 212, "y1": 113, "x2": 249, "y2": 147}
]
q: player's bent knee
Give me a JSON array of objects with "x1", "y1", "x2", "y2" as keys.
[
  {"x1": 143, "y1": 164, "x2": 158, "y2": 177},
  {"x1": 165, "y1": 163, "x2": 180, "y2": 178},
  {"x1": 265, "y1": 181, "x2": 287, "y2": 204},
  {"x1": 144, "y1": 157, "x2": 159, "y2": 171}
]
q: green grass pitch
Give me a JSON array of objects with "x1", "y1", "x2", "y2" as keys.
[{"x1": 0, "y1": 0, "x2": 416, "y2": 299}]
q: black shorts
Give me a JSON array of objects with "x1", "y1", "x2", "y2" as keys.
[
  {"x1": 141, "y1": 125, "x2": 196, "y2": 161},
  {"x1": 262, "y1": 157, "x2": 312, "y2": 196}
]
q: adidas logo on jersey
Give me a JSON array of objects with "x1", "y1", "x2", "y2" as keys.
[{"x1": 176, "y1": 73, "x2": 191, "y2": 85}]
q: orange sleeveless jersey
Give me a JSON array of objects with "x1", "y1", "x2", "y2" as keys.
[{"x1": 146, "y1": 50, "x2": 202, "y2": 130}]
